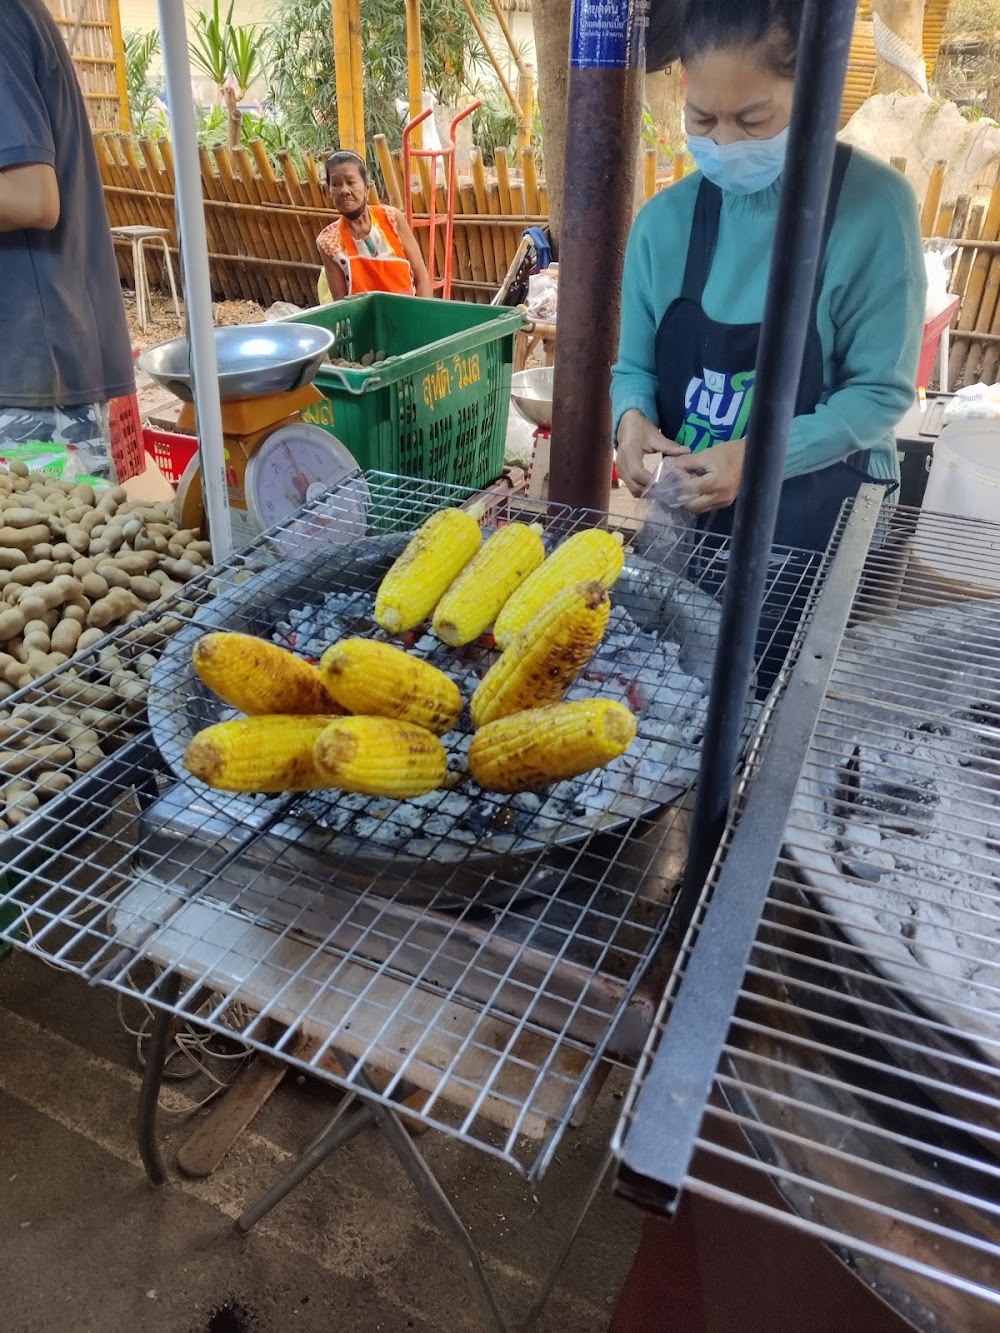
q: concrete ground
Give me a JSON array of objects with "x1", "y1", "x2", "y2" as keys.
[{"x1": 0, "y1": 950, "x2": 643, "y2": 1333}]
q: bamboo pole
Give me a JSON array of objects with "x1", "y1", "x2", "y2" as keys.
[
  {"x1": 452, "y1": 184, "x2": 475, "y2": 299},
  {"x1": 673, "y1": 152, "x2": 686, "y2": 184},
  {"x1": 495, "y1": 148, "x2": 518, "y2": 270},
  {"x1": 460, "y1": 0, "x2": 524, "y2": 124},
  {"x1": 516, "y1": 67, "x2": 534, "y2": 152},
  {"x1": 920, "y1": 159, "x2": 947, "y2": 238},
  {"x1": 331, "y1": 0, "x2": 358, "y2": 152},
  {"x1": 405, "y1": 0, "x2": 424, "y2": 149},
  {"x1": 487, "y1": 0, "x2": 529, "y2": 75},
  {"x1": 459, "y1": 181, "x2": 489, "y2": 291},
  {"x1": 250, "y1": 141, "x2": 312, "y2": 302},
  {"x1": 301, "y1": 154, "x2": 329, "y2": 208},
  {"x1": 470, "y1": 151, "x2": 498, "y2": 286},
  {"x1": 951, "y1": 186, "x2": 1000, "y2": 387},
  {"x1": 108, "y1": 0, "x2": 130, "y2": 132},
  {"x1": 375, "y1": 135, "x2": 404, "y2": 209},
  {"x1": 521, "y1": 147, "x2": 540, "y2": 216},
  {"x1": 347, "y1": 0, "x2": 366, "y2": 160},
  {"x1": 644, "y1": 147, "x2": 657, "y2": 201}
]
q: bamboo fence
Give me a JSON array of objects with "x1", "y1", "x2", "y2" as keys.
[
  {"x1": 96, "y1": 133, "x2": 547, "y2": 308},
  {"x1": 97, "y1": 131, "x2": 1000, "y2": 390},
  {"x1": 46, "y1": 0, "x2": 129, "y2": 131}
]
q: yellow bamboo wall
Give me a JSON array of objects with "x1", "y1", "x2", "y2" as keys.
[{"x1": 45, "y1": 0, "x2": 129, "y2": 131}]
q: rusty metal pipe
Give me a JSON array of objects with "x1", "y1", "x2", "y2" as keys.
[{"x1": 548, "y1": 3, "x2": 645, "y2": 513}]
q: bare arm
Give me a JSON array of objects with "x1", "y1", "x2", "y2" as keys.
[
  {"x1": 322, "y1": 254, "x2": 349, "y2": 302},
  {"x1": 391, "y1": 208, "x2": 433, "y2": 298},
  {"x1": 0, "y1": 163, "x2": 59, "y2": 232}
]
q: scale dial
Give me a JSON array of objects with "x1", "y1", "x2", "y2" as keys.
[{"x1": 245, "y1": 423, "x2": 368, "y2": 549}]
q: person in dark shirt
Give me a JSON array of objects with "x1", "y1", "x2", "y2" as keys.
[{"x1": 0, "y1": 0, "x2": 134, "y2": 473}]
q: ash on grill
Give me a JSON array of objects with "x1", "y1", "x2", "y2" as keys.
[
  {"x1": 271, "y1": 588, "x2": 708, "y2": 853},
  {"x1": 795, "y1": 599, "x2": 1000, "y2": 1053}
]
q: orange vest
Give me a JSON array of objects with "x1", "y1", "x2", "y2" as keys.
[{"x1": 317, "y1": 206, "x2": 414, "y2": 297}]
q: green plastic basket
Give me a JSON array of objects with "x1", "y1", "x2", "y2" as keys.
[{"x1": 284, "y1": 295, "x2": 522, "y2": 491}]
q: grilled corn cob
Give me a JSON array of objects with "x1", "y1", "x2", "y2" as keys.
[
  {"x1": 192, "y1": 632, "x2": 340, "y2": 716},
  {"x1": 493, "y1": 528, "x2": 625, "y2": 650},
  {"x1": 470, "y1": 580, "x2": 610, "y2": 728},
  {"x1": 314, "y1": 716, "x2": 447, "y2": 797},
  {"x1": 469, "y1": 699, "x2": 637, "y2": 793},
  {"x1": 432, "y1": 522, "x2": 545, "y2": 647},
  {"x1": 184, "y1": 715, "x2": 334, "y2": 792},
  {"x1": 320, "y1": 638, "x2": 462, "y2": 734},
  {"x1": 375, "y1": 506, "x2": 483, "y2": 634}
]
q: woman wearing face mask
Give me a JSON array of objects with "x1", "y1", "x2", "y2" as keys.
[
  {"x1": 316, "y1": 150, "x2": 432, "y2": 303},
  {"x1": 612, "y1": 0, "x2": 926, "y2": 555}
]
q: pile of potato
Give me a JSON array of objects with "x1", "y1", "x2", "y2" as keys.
[{"x1": 0, "y1": 462, "x2": 210, "y2": 830}]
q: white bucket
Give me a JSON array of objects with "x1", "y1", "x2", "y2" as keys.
[{"x1": 911, "y1": 421, "x2": 1000, "y2": 597}]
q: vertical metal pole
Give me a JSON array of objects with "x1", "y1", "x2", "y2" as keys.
[
  {"x1": 676, "y1": 0, "x2": 858, "y2": 924},
  {"x1": 547, "y1": 0, "x2": 646, "y2": 512},
  {"x1": 156, "y1": 0, "x2": 233, "y2": 564}
]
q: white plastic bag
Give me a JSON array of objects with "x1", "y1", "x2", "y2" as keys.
[
  {"x1": 504, "y1": 410, "x2": 536, "y2": 468},
  {"x1": 635, "y1": 459, "x2": 697, "y2": 576},
  {"x1": 944, "y1": 382, "x2": 1000, "y2": 422},
  {"x1": 526, "y1": 269, "x2": 558, "y2": 322},
  {"x1": 924, "y1": 241, "x2": 957, "y2": 323}
]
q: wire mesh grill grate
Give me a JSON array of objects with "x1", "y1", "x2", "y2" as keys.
[
  {"x1": 615, "y1": 503, "x2": 1000, "y2": 1316},
  {"x1": 0, "y1": 472, "x2": 823, "y2": 1176}
]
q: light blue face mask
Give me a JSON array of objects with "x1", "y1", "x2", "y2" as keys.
[{"x1": 686, "y1": 128, "x2": 790, "y2": 196}]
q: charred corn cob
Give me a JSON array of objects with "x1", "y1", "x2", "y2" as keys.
[
  {"x1": 314, "y1": 716, "x2": 447, "y2": 797},
  {"x1": 493, "y1": 528, "x2": 625, "y2": 650},
  {"x1": 375, "y1": 506, "x2": 483, "y2": 634},
  {"x1": 432, "y1": 522, "x2": 545, "y2": 647},
  {"x1": 320, "y1": 638, "x2": 462, "y2": 734},
  {"x1": 184, "y1": 715, "x2": 334, "y2": 792},
  {"x1": 192, "y1": 632, "x2": 340, "y2": 716},
  {"x1": 469, "y1": 699, "x2": 637, "y2": 793},
  {"x1": 470, "y1": 580, "x2": 610, "y2": 728}
]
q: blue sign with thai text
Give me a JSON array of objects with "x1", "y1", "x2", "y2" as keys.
[{"x1": 571, "y1": 0, "x2": 647, "y2": 69}]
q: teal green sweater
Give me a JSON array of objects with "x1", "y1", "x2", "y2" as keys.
[{"x1": 611, "y1": 148, "x2": 927, "y2": 483}]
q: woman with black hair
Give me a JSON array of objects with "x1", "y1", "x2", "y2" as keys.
[
  {"x1": 612, "y1": 0, "x2": 926, "y2": 555},
  {"x1": 316, "y1": 149, "x2": 432, "y2": 302}
]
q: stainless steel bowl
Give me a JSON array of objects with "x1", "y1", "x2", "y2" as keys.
[
  {"x1": 511, "y1": 366, "x2": 554, "y2": 427},
  {"x1": 137, "y1": 324, "x2": 335, "y2": 402}
]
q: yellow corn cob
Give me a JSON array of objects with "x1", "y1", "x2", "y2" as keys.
[
  {"x1": 431, "y1": 522, "x2": 545, "y2": 647},
  {"x1": 320, "y1": 638, "x2": 462, "y2": 734},
  {"x1": 314, "y1": 716, "x2": 447, "y2": 797},
  {"x1": 375, "y1": 506, "x2": 483, "y2": 634},
  {"x1": 184, "y1": 715, "x2": 335, "y2": 792},
  {"x1": 470, "y1": 580, "x2": 610, "y2": 728},
  {"x1": 469, "y1": 699, "x2": 637, "y2": 793},
  {"x1": 493, "y1": 528, "x2": 625, "y2": 650},
  {"x1": 192, "y1": 632, "x2": 340, "y2": 716}
]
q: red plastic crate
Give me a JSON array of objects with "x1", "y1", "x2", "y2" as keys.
[
  {"x1": 108, "y1": 394, "x2": 147, "y2": 482},
  {"x1": 142, "y1": 426, "x2": 198, "y2": 485}
]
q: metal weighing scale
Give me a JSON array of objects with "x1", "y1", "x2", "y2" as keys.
[{"x1": 139, "y1": 324, "x2": 369, "y2": 550}]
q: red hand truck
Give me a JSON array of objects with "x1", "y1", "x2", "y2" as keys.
[{"x1": 402, "y1": 100, "x2": 482, "y2": 301}]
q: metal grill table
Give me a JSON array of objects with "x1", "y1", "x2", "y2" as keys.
[
  {"x1": 615, "y1": 498, "x2": 1000, "y2": 1329},
  {"x1": 0, "y1": 473, "x2": 826, "y2": 1331}
]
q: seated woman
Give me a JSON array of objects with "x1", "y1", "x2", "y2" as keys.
[{"x1": 316, "y1": 150, "x2": 432, "y2": 303}]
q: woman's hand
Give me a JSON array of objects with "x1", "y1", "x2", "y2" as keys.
[
  {"x1": 673, "y1": 438, "x2": 746, "y2": 514},
  {"x1": 616, "y1": 410, "x2": 690, "y2": 497}
]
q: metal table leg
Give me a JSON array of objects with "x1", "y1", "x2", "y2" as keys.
[
  {"x1": 235, "y1": 1094, "x2": 372, "y2": 1233},
  {"x1": 136, "y1": 969, "x2": 182, "y2": 1185},
  {"x1": 518, "y1": 1149, "x2": 613, "y2": 1333},
  {"x1": 347, "y1": 1059, "x2": 509, "y2": 1333}
]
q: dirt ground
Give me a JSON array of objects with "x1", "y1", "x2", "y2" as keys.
[
  {"x1": 125, "y1": 290, "x2": 266, "y2": 356},
  {"x1": 0, "y1": 948, "x2": 643, "y2": 1333}
]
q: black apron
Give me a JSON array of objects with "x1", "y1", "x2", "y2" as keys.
[{"x1": 653, "y1": 145, "x2": 879, "y2": 691}]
